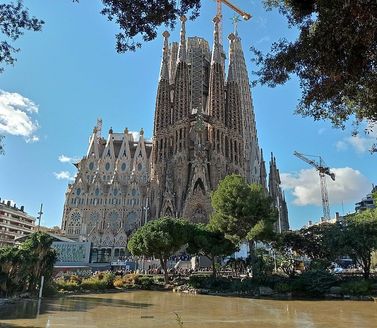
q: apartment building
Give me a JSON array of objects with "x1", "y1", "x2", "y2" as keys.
[{"x1": 0, "y1": 199, "x2": 36, "y2": 246}]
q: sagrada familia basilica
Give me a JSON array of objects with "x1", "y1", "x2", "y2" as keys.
[{"x1": 61, "y1": 16, "x2": 289, "y2": 261}]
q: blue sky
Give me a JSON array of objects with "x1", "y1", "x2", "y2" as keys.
[{"x1": 0, "y1": 0, "x2": 376, "y2": 229}]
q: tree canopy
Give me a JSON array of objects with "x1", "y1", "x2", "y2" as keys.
[
  {"x1": 127, "y1": 217, "x2": 191, "y2": 284},
  {"x1": 342, "y1": 209, "x2": 377, "y2": 279},
  {"x1": 2, "y1": 1, "x2": 376, "y2": 146},
  {"x1": 254, "y1": 0, "x2": 377, "y2": 140},
  {"x1": 210, "y1": 174, "x2": 277, "y2": 243},
  {"x1": 274, "y1": 223, "x2": 341, "y2": 269},
  {"x1": 186, "y1": 224, "x2": 237, "y2": 277},
  {"x1": 0, "y1": 232, "x2": 56, "y2": 296},
  {"x1": 0, "y1": 1, "x2": 44, "y2": 73}
]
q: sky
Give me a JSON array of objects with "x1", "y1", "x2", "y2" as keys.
[{"x1": 0, "y1": 0, "x2": 376, "y2": 230}]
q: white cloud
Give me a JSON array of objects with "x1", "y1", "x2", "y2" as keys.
[
  {"x1": 281, "y1": 167, "x2": 371, "y2": 206},
  {"x1": 58, "y1": 154, "x2": 78, "y2": 163},
  {"x1": 54, "y1": 171, "x2": 75, "y2": 181},
  {"x1": 336, "y1": 123, "x2": 377, "y2": 153},
  {"x1": 0, "y1": 90, "x2": 40, "y2": 141},
  {"x1": 26, "y1": 136, "x2": 39, "y2": 143}
]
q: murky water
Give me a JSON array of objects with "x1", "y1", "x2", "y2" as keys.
[{"x1": 0, "y1": 291, "x2": 377, "y2": 327}]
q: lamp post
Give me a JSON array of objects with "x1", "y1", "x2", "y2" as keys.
[{"x1": 37, "y1": 203, "x2": 43, "y2": 231}]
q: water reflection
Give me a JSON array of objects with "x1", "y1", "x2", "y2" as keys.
[{"x1": 0, "y1": 291, "x2": 377, "y2": 328}]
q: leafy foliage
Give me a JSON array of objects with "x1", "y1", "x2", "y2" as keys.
[
  {"x1": 340, "y1": 279, "x2": 373, "y2": 295},
  {"x1": 210, "y1": 175, "x2": 277, "y2": 243},
  {"x1": 127, "y1": 217, "x2": 191, "y2": 284},
  {"x1": 249, "y1": 249, "x2": 275, "y2": 283},
  {"x1": 274, "y1": 223, "x2": 342, "y2": 268},
  {"x1": 100, "y1": 0, "x2": 201, "y2": 52},
  {"x1": 186, "y1": 224, "x2": 237, "y2": 277},
  {"x1": 254, "y1": 0, "x2": 377, "y2": 140},
  {"x1": 342, "y1": 209, "x2": 377, "y2": 279},
  {"x1": 0, "y1": 232, "x2": 56, "y2": 296},
  {"x1": 292, "y1": 269, "x2": 337, "y2": 296},
  {"x1": 0, "y1": 0, "x2": 44, "y2": 72}
]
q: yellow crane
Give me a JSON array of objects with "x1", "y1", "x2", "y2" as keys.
[
  {"x1": 216, "y1": 0, "x2": 252, "y2": 21},
  {"x1": 215, "y1": 0, "x2": 252, "y2": 44}
]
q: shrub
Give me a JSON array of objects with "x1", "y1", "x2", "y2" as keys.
[
  {"x1": 274, "y1": 282, "x2": 292, "y2": 293},
  {"x1": 138, "y1": 276, "x2": 155, "y2": 289},
  {"x1": 340, "y1": 280, "x2": 372, "y2": 295},
  {"x1": 81, "y1": 276, "x2": 107, "y2": 290},
  {"x1": 292, "y1": 270, "x2": 337, "y2": 296},
  {"x1": 123, "y1": 273, "x2": 140, "y2": 285},
  {"x1": 55, "y1": 278, "x2": 80, "y2": 291},
  {"x1": 113, "y1": 276, "x2": 125, "y2": 288},
  {"x1": 188, "y1": 275, "x2": 232, "y2": 291},
  {"x1": 68, "y1": 275, "x2": 82, "y2": 284},
  {"x1": 100, "y1": 272, "x2": 115, "y2": 289}
]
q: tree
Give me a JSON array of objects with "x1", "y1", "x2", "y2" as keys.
[
  {"x1": 127, "y1": 217, "x2": 191, "y2": 284},
  {"x1": 100, "y1": 0, "x2": 200, "y2": 52},
  {"x1": 274, "y1": 223, "x2": 342, "y2": 271},
  {"x1": 0, "y1": 1, "x2": 44, "y2": 73},
  {"x1": 19, "y1": 232, "x2": 57, "y2": 292},
  {"x1": 0, "y1": 0, "x2": 200, "y2": 72},
  {"x1": 4, "y1": 1, "x2": 375, "y2": 142},
  {"x1": 0, "y1": 232, "x2": 56, "y2": 296},
  {"x1": 186, "y1": 224, "x2": 237, "y2": 277},
  {"x1": 254, "y1": 0, "x2": 377, "y2": 143},
  {"x1": 210, "y1": 174, "x2": 277, "y2": 243},
  {"x1": 342, "y1": 209, "x2": 377, "y2": 279}
]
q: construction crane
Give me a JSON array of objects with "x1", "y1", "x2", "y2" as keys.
[
  {"x1": 216, "y1": 0, "x2": 252, "y2": 21},
  {"x1": 293, "y1": 151, "x2": 336, "y2": 221},
  {"x1": 215, "y1": 0, "x2": 252, "y2": 44}
]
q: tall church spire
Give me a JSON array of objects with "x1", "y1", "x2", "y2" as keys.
[
  {"x1": 208, "y1": 16, "x2": 225, "y2": 123},
  {"x1": 268, "y1": 153, "x2": 289, "y2": 232},
  {"x1": 159, "y1": 31, "x2": 170, "y2": 81},
  {"x1": 177, "y1": 16, "x2": 187, "y2": 63},
  {"x1": 172, "y1": 16, "x2": 190, "y2": 122},
  {"x1": 211, "y1": 16, "x2": 222, "y2": 65},
  {"x1": 227, "y1": 32, "x2": 260, "y2": 184},
  {"x1": 227, "y1": 33, "x2": 237, "y2": 82}
]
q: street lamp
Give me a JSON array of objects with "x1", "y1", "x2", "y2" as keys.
[{"x1": 37, "y1": 203, "x2": 43, "y2": 231}]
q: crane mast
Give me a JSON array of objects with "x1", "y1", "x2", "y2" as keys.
[
  {"x1": 293, "y1": 151, "x2": 335, "y2": 221},
  {"x1": 215, "y1": 0, "x2": 252, "y2": 44}
]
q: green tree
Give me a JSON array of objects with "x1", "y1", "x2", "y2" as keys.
[
  {"x1": 0, "y1": 232, "x2": 56, "y2": 296},
  {"x1": 342, "y1": 209, "x2": 377, "y2": 279},
  {"x1": 19, "y1": 232, "x2": 56, "y2": 291},
  {"x1": 127, "y1": 217, "x2": 191, "y2": 284},
  {"x1": 186, "y1": 224, "x2": 237, "y2": 277},
  {"x1": 210, "y1": 174, "x2": 277, "y2": 243},
  {"x1": 281, "y1": 224, "x2": 340, "y2": 264},
  {"x1": 254, "y1": 0, "x2": 377, "y2": 143}
]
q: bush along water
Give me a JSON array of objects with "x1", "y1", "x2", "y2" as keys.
[{"x1": 53, "y1": 272, "x2": 166, "y2": 293}]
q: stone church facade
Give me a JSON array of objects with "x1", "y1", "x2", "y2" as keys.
[
  {"x1": 61, "y1": 16, "x2": 289, "y2": 260},
  {"x1": 61, "y1": 125, "x2": 152, "y2": 261}
]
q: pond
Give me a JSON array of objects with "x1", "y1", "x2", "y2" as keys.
[{"x1": 0, "y1": 291, "x2": 377, "y2": 327}]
